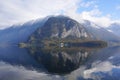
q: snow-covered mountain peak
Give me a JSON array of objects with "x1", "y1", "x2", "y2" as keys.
[
  {"x1": 81, "y1": 20, "x2": 101, "y2": 29},
  {"x1": 31, "y1": 16, "x2": 90, "y2": 39},
  {"x1": 106, "y1": 22, "x2": 120, "y2": 37},
  {"x1": 0, "y1": 15, "x2": 120, "y2": 44}
]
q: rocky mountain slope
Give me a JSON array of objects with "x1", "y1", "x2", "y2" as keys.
[
  {"x1": 30, "y1": 16, "x2": 91, "y2": 40},
  {"x1": 0, "y1": 15, "x2": 119, "y2": 45}
]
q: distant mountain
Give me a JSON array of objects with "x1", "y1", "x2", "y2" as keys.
[
  {"x1": 0, "y1": 15, "x2": 120, "y2": 45},
  {"x1": 107, "y1": 23, "x2": 120, "y2": 37},
  {"x1": 82, "y1": 20, "x2": 120, "y2": 42},
  {"x1": 0, "y1": 17, "x2": 49, "y2": 45}
]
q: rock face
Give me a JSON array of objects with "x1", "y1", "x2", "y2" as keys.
[
  {"x1": 26, "y1": 16, "x2": 108, "y2": 49},
  {"x1": 30, "y1": 16, "x2": 90, "y2": 40}
]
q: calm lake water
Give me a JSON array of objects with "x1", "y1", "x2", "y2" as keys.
[{"x1": 0, "y1": 45, "x2": 120, "y2": 80}]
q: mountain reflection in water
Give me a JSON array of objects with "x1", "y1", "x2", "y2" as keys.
[
  {"x1": 28, "y1": 48, "x2": 92, "y2": 74},
  {"x1": 0, "y1": 46, "x2": 120, "y2": 80}
]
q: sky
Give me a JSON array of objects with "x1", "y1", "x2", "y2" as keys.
[{"x1": 0, "y1": 0, "x2": 120, "y2": 29}]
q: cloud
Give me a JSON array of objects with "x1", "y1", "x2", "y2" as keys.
[
  {"x1": 116, "y1": 6, "x2": 120, "y2": 10},
  {"x1": 64, "y1": 7, "x2": 112, "y2": 27},
  {"x1": 83, "y1": 61, "x2": 120, "y2": 80},
  {"x1": 80, "y1": 0, "x2": 97, "y2": 8},
  {"x1": 65, "y1": 66, "x2": 86, "y2": 80},
  {"x1": 0, "y1": 61, "x2": 62, "y2": 80},
  {"x1": 0, "y1": 0, "x2": 80, "y2": 28},
  {"x1": 0, "y1": 0, "x2": 119, "y2": 29}
]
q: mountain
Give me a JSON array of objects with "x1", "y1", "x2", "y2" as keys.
[
  {"x1": 30, "y1": 16, "x2": 91, "y2": 40},
  {"x1": 0, "y1": 17, "x2": 49, "y2": 45},
  {"x1": 82, "y1": 20, "x2": 120, "y2": 42},
  {"x1": 30, "y1": 16, "x2": 120, "y2": 43},
  {"x1": 107, "y1": 23, "x2": 120, "y2": 37},
  {"x1": 0, "y1": 15, "x2": 120, "y2": 45}
]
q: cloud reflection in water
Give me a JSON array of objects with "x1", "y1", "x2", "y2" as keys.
[{"x1": 0, "y1": 46, "x2": 120, "y2": 80}]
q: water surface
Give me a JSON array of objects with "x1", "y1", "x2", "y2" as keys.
[{"x1": 0, "y1": 45, "x2": 120, "y2": 80}]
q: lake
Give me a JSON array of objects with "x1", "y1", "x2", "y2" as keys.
[{"x1": 0, "y1": 45, "x2": 120, "y2": 80}]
